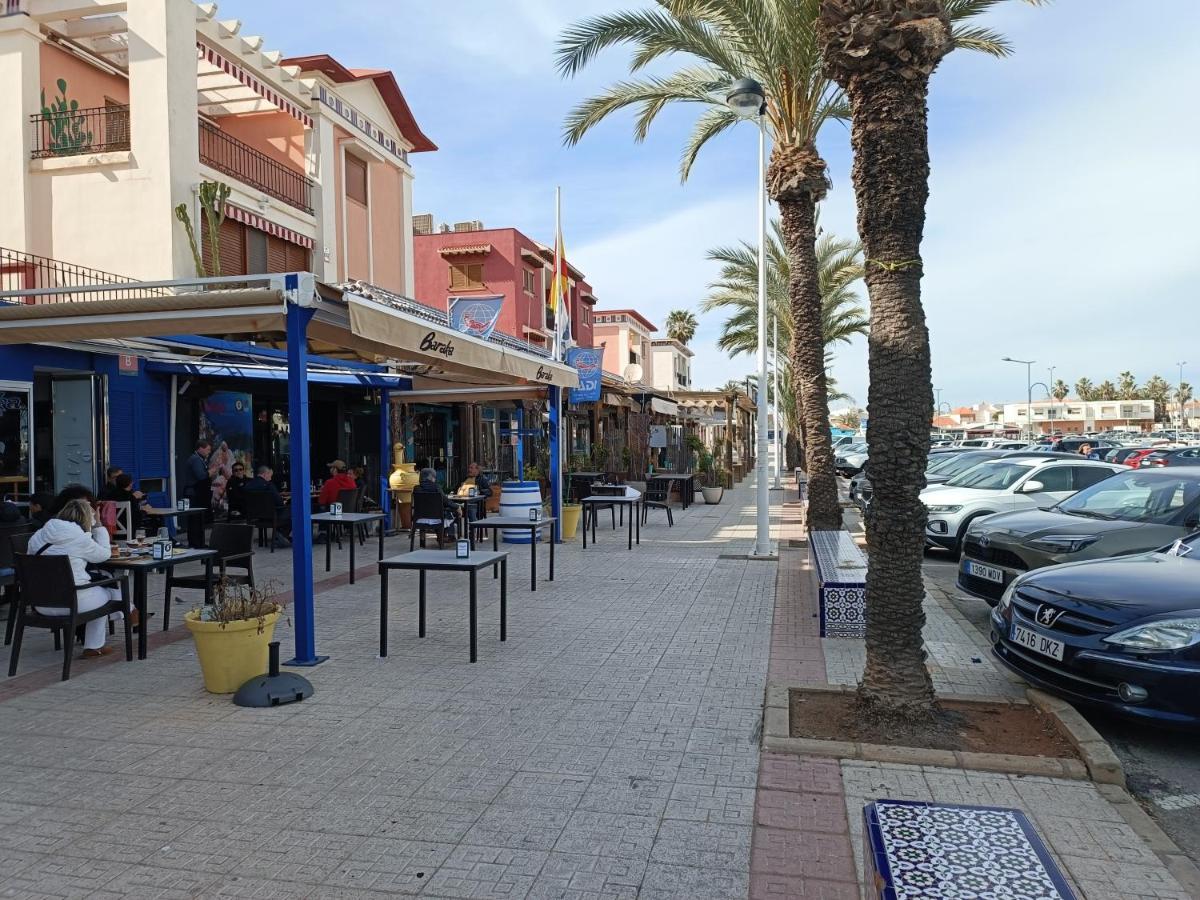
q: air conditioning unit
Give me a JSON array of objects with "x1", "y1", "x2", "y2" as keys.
[
  {"x1": 412, "y1": 213, "x2": 434, "y2": 235},
  {"x1": 453, "y1": 220, "x2": 484, "y2": 232}
]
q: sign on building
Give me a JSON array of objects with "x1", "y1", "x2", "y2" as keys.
[
  {"x1": 449, "y1": 296, "x2": 503, "y2": 339},
  {"x1": 567, "y1": 347, "x2": 602, "y2": 403}
]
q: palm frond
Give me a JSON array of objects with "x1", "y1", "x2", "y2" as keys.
[
  {"x1": 680, "y1": 106, "x2": 740, "y2": 181},
  {"x1": 563, "y1": 72, "x2": 724, "y2": 146},
  {"x1": 950, "y1": 24, "x2": 1013, "y2": 57}
]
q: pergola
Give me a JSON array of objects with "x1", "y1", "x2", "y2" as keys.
[{"x1": 0, "y1": 272, "x2": 577, "y2": 665}]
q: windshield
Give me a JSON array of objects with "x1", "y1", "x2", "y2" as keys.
[
  {"x1": 944, "y1": 460, "x2": 1036, "y2": 490},
  {"x1": 840, "y1": 443, "x2": 866, "y2": 454},
  {"x1": 1056, "y1": 472, "x2": 1200, "y2": 524},
  {"x1": 928, "y1": 453, "x2": 997, "y2": 478}
]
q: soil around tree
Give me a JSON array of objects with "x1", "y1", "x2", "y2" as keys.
[{"x1": 789, "y1": 688, "x2": 1080, "y2": 759}]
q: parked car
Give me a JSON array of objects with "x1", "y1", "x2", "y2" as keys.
[
  {"x1": 1140, "y1": 448, "x2": 1200, "y2": 468},
  {"x1": 958, "y1": 469, "x2": 1200, "y2": 603},
  {"x1": 955, "y1": 438, "x2": 1028, "y2": 449},
  {"x1": 833, "y1": 435, "x2": 858, "y2": 448},
  {"x1": 990, "y1": 533, "x2": 1200, "y2": 728},
  {"x1": 1104, "y1": 446, "x2": 1158, "y2": 468},
  {"x1": 921, "y1": 457, "x2": 1123, "y2": 555},
  {"x1": 1032, "y1": 437, "x2": 1119, "y2": 456},
  {"x1": 834, "y1": 443, "x2": 868, "y2": 476},
  {"x1": 850, "y1": 448, "x2": 981, "y2": 511}
]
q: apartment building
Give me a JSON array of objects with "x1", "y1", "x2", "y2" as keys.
[
  {"x1": 1002, "y1": 398, "x2": 1156, "y2": 434},
  {"x1": 593, "y1": 309, "x2": 657, "y2": 382},
  {"x1": 649, "y1": 338, "x2": 693, "y2": 393}
]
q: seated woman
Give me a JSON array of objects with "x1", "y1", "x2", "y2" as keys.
[
  {"x1": 100, "y1": 473, "x2": 152, "y2": 534},
  {"x1": 27, "y1": 499, "x2": 132, "y2": 659}
]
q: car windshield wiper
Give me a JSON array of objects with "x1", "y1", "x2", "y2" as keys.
[{"x1": 1058, "y1": 508, "x2": 1119, "y2": 520}]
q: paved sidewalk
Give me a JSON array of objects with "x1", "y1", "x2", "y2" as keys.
[{"x1": 0, "y1": 479, "x2": 777, "y2": 899}]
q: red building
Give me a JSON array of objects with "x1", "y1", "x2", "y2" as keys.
[{"x1": 412, "y1": 220, "x2": 595, "y2": 349}]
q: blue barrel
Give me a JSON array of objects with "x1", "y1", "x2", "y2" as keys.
[{"x1": 499, "y1": 480, "x2": 543, "y2": 543}]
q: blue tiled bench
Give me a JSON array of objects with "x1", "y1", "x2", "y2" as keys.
[
  {"x1": 810, "y1": 529, "x2": 866, "y2": 638},
  {"x1": 863, "y1": 800, "x2": 1077, "y2": 900}
]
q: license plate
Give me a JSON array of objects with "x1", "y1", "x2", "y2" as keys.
[
  {"x1": 963, "y1": 560, "x2": 1004, "y2": 584},
  {"x1": 1010, "y1": 624, "x2": 1065, "y2": 661}
]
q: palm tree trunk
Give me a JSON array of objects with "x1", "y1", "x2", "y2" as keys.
[
  {"x1": 777, "y1": 197, "x2": 841, "y2": 531},
  {"x1": 821, "y1": 1, "x2": 951, "y2": 716}
]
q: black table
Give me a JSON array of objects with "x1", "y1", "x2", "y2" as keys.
[
  {"x1": 581, "y1": 495, "x2": 641, "y2": 549},
  {"x1": 652, "y1": 473, "x2": 696, "y2": 509},
  {"x1": 143, "y1": 506, "x2": 209, "y2": 546},
  {"x1": 311, "y1": 511, "x2": 386, "y2": 585},
  {"x1": 468, "y1": 516, "x2": 555, "y2": 591},
  {"x1": 448, "y1": 495, "x2": 488, "y2": 521},
  {"x1": 100, "y1": 548, "x2": 218, "y2": 659},
  {"x1": 378, "y1": 549, "x2": 509, "y2": 663}
]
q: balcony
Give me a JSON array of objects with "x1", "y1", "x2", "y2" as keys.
[
  {"x1": 0, "y1": 246, "x2": 165, "y2": 304},
  {"x1": 198, "y1": 120, "x2": 314, "y2": 214},
  {"x1": 30, "y1": 104, "x2": 130, "y2": 159}
]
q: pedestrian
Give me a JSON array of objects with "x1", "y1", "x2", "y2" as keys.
[
  {"x1": 180, "y1": 439, "x2": 213, "y2": 547},
  {"x1": 1077, "y1": 442, "x2": 1099, "y2": 460}
]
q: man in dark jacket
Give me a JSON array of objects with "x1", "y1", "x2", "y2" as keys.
[
  {"x1": 226, "y1": 461, "x2": 250, "y2": 518},
  {"x1": 243, "y1": 465, "x2": 291, "y2": 547},
  {"x1": 179, "y1": 440, "x2": 212, "y2": 547}
]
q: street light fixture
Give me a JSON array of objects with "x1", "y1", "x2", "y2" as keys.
[
  {"x1": 727, "y1": 76, "x2": 772, "y2": 558},
  {"x1": 1002, "y1": 357, "x2": 1036, "y2": 440},
  {"x1": 1178, "y1": 361, "x2": 1187, "y2": 427}
]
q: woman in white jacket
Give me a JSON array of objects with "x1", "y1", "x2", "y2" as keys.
[{"x1": 27, "y1": 499, "x2": 129, "y2": 658}]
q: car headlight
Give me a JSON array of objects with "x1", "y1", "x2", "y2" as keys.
[
  {"x1": 998, "y1": 578, "x2": 1022, "y2": 612},
  {"x1": 1104, "y1": 618, "x2": 1200, "y2": 651},
  {"x1": 1026, "y1": 535, "x2": 1100, "y2": 554},
  {"x1": 925, "y1": 504, "x2": 963, "y2": 514}
]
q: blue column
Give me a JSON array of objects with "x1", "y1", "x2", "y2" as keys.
[
  {"x1": 548, "y1": 386, "x2": 562, "y2": 540},
  {"x1": 284, "y1": 304, "x2": 326, "y2": 667},
  {"x1": 379, "y1": 388, "x2": 392, "y2": 532},
  {"x1": 514, "y1": 406, "x2": 525, "y2": 479}
]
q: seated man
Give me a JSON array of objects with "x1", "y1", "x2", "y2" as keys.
[
  {"x1": 414, "y1": 467, "x2": 460, "y2": 537},
  {"x1": 318, "y1": 459, "x2": 357, "y2": 508},
  {"x1": 458, "y1": 461, "x2": 493, "y2": 521},
  {"x1": 243, "y1": 465, "x2": 292, "y2": 547},
  {"x1": 100, "y1": 473, "x2": 152, "y2": 534},
  {"x1": 226, "y1": 461, "x2": 250, "y2": 518}
]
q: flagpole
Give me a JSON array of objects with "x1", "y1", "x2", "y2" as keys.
[{"x1": 550, "y1": 186, "x2": 564, "y2": 541}]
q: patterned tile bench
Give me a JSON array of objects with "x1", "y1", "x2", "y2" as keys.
[
  {"x1": 863, "y1": 800, "x2": 1077, "y2": 900},
  {"x1": 811, "y1": 528, "x2": 866, "y2": 638}
]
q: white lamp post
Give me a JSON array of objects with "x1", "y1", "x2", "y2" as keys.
[
  {"x1": 727, "y1": 77, "x2": 772, "y2": 557},
  {"x1": 1002, "y1": 356, "x2": 1035, "y2": 440},
  {"x1": 1177, "y1": 361, "x2": 1187, "y2": 427},
  {"x1": 772, "y1": 313, "x2": 782, "y2": 489}
]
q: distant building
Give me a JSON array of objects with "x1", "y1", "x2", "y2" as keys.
[
  {"x1": 593, "y1": 309, "x2": 657, "y2": 382},
  {"x1": 1002, "y1": 398, "x2": 1156, "y2": 434},
  {"x1": 649, "y1": 338, "x2": 693, "y2": 393}
]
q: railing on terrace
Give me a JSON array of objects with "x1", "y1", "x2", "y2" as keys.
[
  {"x1": 0, "y1": 247, "x2": 167, "y2": 304},
  {"x1": 199, "y1": 120, "x2": 314, "y2": 214},
  {"x1": 30, "y1": 104, "x2": 130, "y2": 159}
]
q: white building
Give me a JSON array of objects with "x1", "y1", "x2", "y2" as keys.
[
  {"x1": 1002, "y1": 398, "x2": 1156, "y2": 434},
  {"x1": 649, "y1": 338, "x2": 693, "y2": 394}
]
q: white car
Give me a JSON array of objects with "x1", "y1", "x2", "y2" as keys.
[
  {"x1": 954, "y1": 438, "x2": 1030, "y2": 449},
  {"x1": 921, "y1": 456, "x2": 1123, "y2": 555},
  {"x1": 835, "y1": 442, "x2": 868, "y2": 476}
]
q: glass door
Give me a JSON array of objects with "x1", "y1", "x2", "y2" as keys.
[{"x1": 0, "y1": 381, "x2": 33, "y2": 499}]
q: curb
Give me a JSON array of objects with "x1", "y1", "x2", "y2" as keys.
[
  {"x1": 1093, "y1": 783, "x2": 1200, "y2": 899},
  {"x1": 1025, "y1": 688, "x2": 1127, "y2": 788}
]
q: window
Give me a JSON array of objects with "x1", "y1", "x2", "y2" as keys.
[
  {"x1": 104, "y1": 97, "x2": 130, "y2": 150},
  {"x1": 1032, "y1": 466, "x2": 1073, "y2": 492},
  {"x1": 345, "y1": 154, "x2": 368, "y2": 205},
  {"x1": 449, "y1": 262, "x2": 484, "y2": 290},
  {"x1": 522, "y1": 269, "x2": 536, "y2": 295},
  {"x1": 0, "y1": 383, "x2": 32, "y2": 493},
  {"x1": 629, "y1": 349, "x2": 639, "y2": 365},
  {"x1": 1070, "y1": 466, "x2": 1117, "y2": 491}
]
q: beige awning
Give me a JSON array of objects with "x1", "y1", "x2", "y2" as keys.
[
  {"x1": 395, "y1": 385, "x2": 548, "y2": 405},
  {"x1": 650, "y1": 397, "x2": 678, "y2": 416},
  {"x1": 346, "y1": 295, "x2": 578, "y2": 389},
  {"x1": 0, "y1": 290, "x2": 286, "y2": 344}
]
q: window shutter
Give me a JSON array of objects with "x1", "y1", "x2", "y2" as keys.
[
  {"x1": 266, "y1": 235, "x2": 288, "y2": 273},
  {"x1": 284, "y1": 241, "x2": 310, "y2": 272},
  {"x1": 346, "y1": 154, "x2": 368, "y2": 205},
  {"x1": 218, "y1": 217, "x2": 246, "y2": 276},
  {"x1": 449, "y1": 263, "x2": 466, "y2": 290}
]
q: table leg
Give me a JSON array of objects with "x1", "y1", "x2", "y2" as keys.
[
  {"x1": 419, "y1": 569, "x2": 426, "y2": 637},
  {"x1": 136, "y1": 571, "x2": 148, "y2": 660},
  {"x1": 636, "y1": 502, "x2": 641, "y2": 545},
  {"x1": 530, "y1": 527, "x2": 536, "y2": 592},
  {"x1": 582, "y1": 505, "x2": 588, "y2": 549},
  {"x1": 493, "y1": 527, "x2": 499, "y2": 578},
  {"x1": 379, "y1": 570, "x2": 388, "y2": 658},
  {"x1": 500, "y1": 556, "x2": 507, "y2": 642},
  {"x1": 549, "y1": 520, "x2": 555, "y2": 582},
  {"x1": 325, "y1": 525, "x2": 332, "y2": 573},
  {"x1": 628, "y1": 503, "x2": 633, "y2": 550},
  {"x1": 349, "y1": 528, "x2": 356, "y2": 585},
  {"x1": 469, "y1": 569, "x2": 478, "y2": 663},
  {"x1": 378, "y1": 520, "x2": 385, "y2": 561}
]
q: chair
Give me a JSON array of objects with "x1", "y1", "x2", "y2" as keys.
[
  {"x1": 161, "y1": 523, "x2": 254, "y2": 631},
  {"x1": 339, "y1": 488, "x2": 367, "y2": 547},
  {"x1": 243, "y1": 491, "x2": 285, "y2": 552},
  {"x1": 410, "y1": 490, "x2": 458, "y2": 550},
  {"x1": 1, "y1": 523, "x2": 34, "y2": 646},
  {"x1": 642, "y1": 478, "x2": 675, "y2": 527},
  {"x1": 576, "y1": 481, "x2": 617, "y2": 533},
  {"x1": 8, "y1": 554, "x2": 131, "y2": 681},
  {"x1": 96, "y1": 500, "x2": 132, "y2": 541}
]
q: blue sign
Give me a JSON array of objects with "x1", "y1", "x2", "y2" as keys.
[
  {"x1": 449, "y1": 295, "x2": 503, "y2": 339},
  {"x1": 567, "y1": 347, "x2": 602, "y2": 403}
]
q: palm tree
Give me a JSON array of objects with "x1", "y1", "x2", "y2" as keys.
[
  {"x1": 1075, "y1": 377, "x2": 1096, "y2": 402},
  {"x1": 1051, "y1": 379, "x2": 1069, "y2": 402},
  {"x1": 818, "y1": 0, "x2": 1038, "y2": 716},
  {"x1": 1096, "y1": 380, "x2": 1118, "y2": 402},
  {"x1": 1143, "y1": 375, "x2": 1172, "y2": 422},
  {"x1": 834, "y1": 408, "x2": 864, "y2": 430},
  {"x1": 665, "y1": 309, "x2": 699, "y2": 345},
  {"x1": 1117, "y1": 370, "x2": 1139, "y2": 400},
  {"x1": 1177, "y1": 382, "x2": 1193, "y2": 426}
]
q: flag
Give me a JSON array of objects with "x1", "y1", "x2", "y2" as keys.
[{"x1": 552, "y1": 223, "x2": 571, "y2": 356}]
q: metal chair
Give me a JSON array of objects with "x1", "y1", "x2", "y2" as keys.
[
  {"x1": 162, "y1": 523, "x2": 254, "y2": 631},
  {"x1": 642, "y1": 478, "x2": 675, "y2": 527},
  {"x1": 410, "y1": 490, "x2": 458, "y2": 550},
  {"x1": 576, "y1": 481, "x2": 617, "y2": 532},
  {"x1": 9, "y1": 554, "x2": 131, "y2": 681},
  {"x1": 1, "y1": 523, "x2": 34, "y2": 646},
  {"x1": 243, "y1": 491, "x2": 285, "y2": 552}
]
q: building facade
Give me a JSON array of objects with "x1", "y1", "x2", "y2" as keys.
[
  {"x1": 649, "y1": 338, "x2": 693, "y2": 393},
  {"x1": 593, "y1": 309, "x2": 657, "y2": 382},
  {"x1": 1002, "y1": 399, "x2": 1156, "y2": 434}
]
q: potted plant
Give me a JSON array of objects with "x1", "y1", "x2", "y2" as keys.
[
  {"x1": 184, "y1": 579, "x2": 282, "y2": 694},
  {"x1": 698, "y1": 452, "x2": 724, "y2": 504}
]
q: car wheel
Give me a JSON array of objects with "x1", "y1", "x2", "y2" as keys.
[{"x1": 953, "y1": 514, "x2": 993, "y2": 558}]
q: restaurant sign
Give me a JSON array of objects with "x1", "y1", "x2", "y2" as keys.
[
  {"x1": 449, "y1": 295, "x2": 503, "y2": 340},
  {"x1": 566, "y1": 347, "x2": 602, "y2": 403}
]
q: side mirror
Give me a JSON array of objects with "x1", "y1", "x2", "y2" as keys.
[{"x1": 1020, "y1": 480, "x2": 1045, "y2": 494}]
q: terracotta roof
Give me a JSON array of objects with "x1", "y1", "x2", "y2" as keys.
[
  {"x1": 593, "y1": 309, "x2": 657, "y2": 332},
  {"x1": 280, "y1": 54, "x2": 437, "y2": 153},
  {"x1": 932, "y1": 415, "x2": 958, "y2": 428},
  {"x1": 439, "y1": 244, "x2": 492, "y2": 257}
]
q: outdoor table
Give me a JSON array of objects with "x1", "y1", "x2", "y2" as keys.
[
  {"x1": 378, "y1": 549, "x2": 509, "y2": 663},
  {"x1": 311, "y1": 511, "x2": 385, "y2": 585},
  {"x1": 468, "y1": 516, "x2": 555, "y2": 591},
  {"x1": 99, "y1": 548, "x2": 218, "y2": 659},
  {"x1": 448, "y1": 494, "x2": 487, "y2": 521},
  {"x1": 581, "y1": 493, "x2": 641, "y2": 550},
  {"x1": 653, "y1": 473, "x2": 695, "y2": 509},
  {"x1": 143, "y1": 506, "x2": 208, "y2": 544}
]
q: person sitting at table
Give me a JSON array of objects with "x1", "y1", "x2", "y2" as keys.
[
  {"x1": 414, "y1": 467, "x2": 460, "y2": 535},
  {"x1": 243, "y1": 465, "x2": 291, "y2": 548},
  {"x1": 0, "y1": 498, "x2": 26, "y2": 525},
  {"x1": 28, "y1": 492, "x2": 53, "y2": 527},
  {"x1": 225, "y1": 461, "x2": 250, "y2": 519},
  {"x1": 47, "y1": 484, "x2": 95, "y2": 518},
  {"x1": 101, "y1": 473, "x2": 152, "y2": 535},
  {"x1": 104, "y1": 466, "x2": 122, "y2": 492},
  {"x1": 27, "y1": 498, "x2": 133, "y2": 658},
  {"x1": 318, "y1": 459, "x2": 357, "y2": 508}
]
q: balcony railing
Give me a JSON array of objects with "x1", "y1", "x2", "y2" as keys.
[
  {"x1": 199, "y1": 120, "x2": 314, "y2": 214},
  {"x1": 0, "y1": 246, "x2": 166, "y2": 304},
  {"x1": 30, "y1": 104, "x2": 130, "y2": 159}
]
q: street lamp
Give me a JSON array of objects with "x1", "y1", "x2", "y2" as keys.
[
  {"x1": 772, "y1": 312, "x2": 782, "y2": 490},
  {"x1": 1002, "y1": 357, "x2": 1035, "y2": 440},
  {"x1": 727, "y1": 76, "x2": 772, "y2": 558},
  {"x1": 1178, "y1": 361, "x2": 1187, "y2": 427}
]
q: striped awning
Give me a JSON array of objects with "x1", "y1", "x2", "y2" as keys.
[
  {"x1": 197, "y1": 42, "x2": 314, "y2": 129},
  {"x1": 439, "y1": 245, "x2": 492, "y2": 257},
  {"x1": 225, "y1": 203, "x2": 315, "y2": 250}
]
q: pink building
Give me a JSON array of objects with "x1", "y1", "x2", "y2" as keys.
[
  {"x1": 593, "y1": 309, "x2": 658, "y2": 383},
  {"x1": 413, "y1": 222, "x2": 595, "y2": 350}
]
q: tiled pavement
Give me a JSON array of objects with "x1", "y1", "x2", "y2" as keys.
[{"x1": 0, "y1": 479, "x2": 777, "y2": 899}]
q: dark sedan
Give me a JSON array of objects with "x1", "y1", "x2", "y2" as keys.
[
  {"x1": 990, "y1": 535, "x2": 1200, "y2": 728},
  {"x1": 1140, "y1": 447, "x2": 1200, "y2": 468}
]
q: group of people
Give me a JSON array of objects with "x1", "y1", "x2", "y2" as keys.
[{"x1": 412, "y1": 461, "x2": 494, "y2": 537}]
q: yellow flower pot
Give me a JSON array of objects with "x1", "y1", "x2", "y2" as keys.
[
  {"x1": 560, "y1": 503, "x2": 582, "y2": 540},
  {"x1": 184, "y1": 609, "x2": 280, "y2": 694}
]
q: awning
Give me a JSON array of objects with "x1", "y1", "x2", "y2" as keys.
[
  {"x1": 439, "y1": 245, "x2": 492, "y2": 257},
  {"x1": 393, "y1": 386, "x2": 548, "y2": 405},
  {"x1": 650, "y1": 397, "x2": 678, "y2": 416},
  {"x1": 198, "y1": 42, "x2": 314, "y2": 128},
  {"x1": 225, "y1": 204, "x2": 315, "y2": 250},
  {"x1": 345, "y1": 294, "x2": 578, "y2": 389},
  {"x1": 0, "y1": 290, "x2": 286, "y2": 344},
  {"x1": 144, "y1": 361, "x2": 412, "y2": 389}
]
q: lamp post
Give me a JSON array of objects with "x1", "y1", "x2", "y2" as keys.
[
  {"x1": 772, "y1": 313, "x2": 782, "y2": 489},
  {"x1": 728, "y1": 76, "x2": 772, "y2": 557},
  {"x1": 1178, "y1": 361, "x2": 1187, "y2": 427},
  {"x1": 1002, "y1": 357, "x2": 1035, "y2": 440}
]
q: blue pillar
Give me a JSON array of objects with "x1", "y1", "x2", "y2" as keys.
[
  {"x1": 548, "y1": 386, "x2": 562, "y2": 540},
  {"x1": 284, "y1": 304, "x2": 326, "y2": 667},
  {"x1": 379, "y1": 388, "x2": 392, "y2": 532},
  {"x1": 515, "y1": 406, "x2": 525, "y2": 479}
]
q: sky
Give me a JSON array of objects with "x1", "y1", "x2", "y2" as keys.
[{"x1": 219, "y1": 0, "x2": 1200, "y2": 410}]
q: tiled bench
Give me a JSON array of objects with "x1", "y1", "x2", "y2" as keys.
[
  {"x1": 863, "y1": 800, "x2": 1077, "y2": 899},
  {"x1": 811, "y1": 528, "x2": 866, "y2": 638}
]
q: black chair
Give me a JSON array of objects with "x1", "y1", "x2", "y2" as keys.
[
  {"x1": 339, "y1": 488, "x2": 367, "y2": 547},
  {"x1": 576, "y1": 481, "x2": 617, "y2": 533},
  {"x1": 161, "y1": 523, "x2": 254, "y2": 631},
  {"x1": 243, "y1": 491, "x2": 285, "y2": 552},
  {"x1": 642, "y1": 478, "x2": 675, "y2": 527},
  {"x1": 1, "y1": 523, "x2": 34, "y2": 646},
  {"x1": 410, "y1": 490, "x2": 458, "y2": 550},
  {"x1": 9, "y1": 554, "x2": 131, "y2": 681},
  {"x1": 9, "y1": 531, "x2": 32, "y2": 556}
]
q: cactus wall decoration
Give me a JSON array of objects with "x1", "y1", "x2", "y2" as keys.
[{"x1": 40, "y1": 78, "x2": 92, "y2": 154}]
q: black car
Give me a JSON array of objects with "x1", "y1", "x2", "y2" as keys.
[
  {"x1": 1140, "y1": 447, "x2": 1200, "y2": 468},
  {"x1": 990, "y1": 534, "x2": 1200, "y2": 728},
  {"x1": 1033, "y1": 438, "x2": 1118, "y2": 455},
  {"x1": 850, "y1": 448, "x2": 984, "y2": 510}
]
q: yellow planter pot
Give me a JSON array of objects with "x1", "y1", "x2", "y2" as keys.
[
  {"x1": 561, "y1": 503, "x2": 582, "y2": 540},
  {"x1": 184, "y1": 609, "x2": 280, "y2": 694}
]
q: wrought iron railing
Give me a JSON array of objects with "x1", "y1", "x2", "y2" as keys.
[
  {"x1": 0, "y1": 247, "x2": 168, "y2": 304},
  {"x1": 30, "y1": 104, "x2": 130, "y2": 159},
  {"x1": 199, "y1": 120, "x2": 314, "y2": 213}
]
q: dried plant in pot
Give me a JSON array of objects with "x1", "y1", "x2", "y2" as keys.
[
  {"x1": 698, "y1": 452, "x2": 724, "y2": 504},
  {"x1": 184, "y1": 579, "x2": 283, "y2": 694}
]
